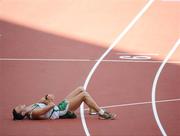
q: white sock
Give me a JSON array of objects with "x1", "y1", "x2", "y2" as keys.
[{"x1": 98, "y1": 109, "x2": 105, "y2": 115}]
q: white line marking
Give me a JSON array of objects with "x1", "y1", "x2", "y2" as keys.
[
  {"x1": 0, "y1": 58, "x2": 92, "y2": 62},
  {"x1": 119, "y1": 55, "x2": 152, "y2": 60},
  {"x1": 152, "y1": 39, "x2": 180, "y2": 136},
  {"x1": 84, "y1": 98, "x2": 180, "y2": 110},
  {"x1": 116, "y1": 52, "x2": 159, "y2": 56},
  {"x1": 80, "y1": 0, "x2": 154, "y2": 136},
  {"x1": 1, "y1": 58, "x2": 180, "y2": 63}
]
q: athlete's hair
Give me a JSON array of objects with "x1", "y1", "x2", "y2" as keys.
[{"x1": 12, "y1": 109, "x2": 25, "y2": 120}]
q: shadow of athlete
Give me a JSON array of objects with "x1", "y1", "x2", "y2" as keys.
[{"x1": 12, "y1": 86, "x2": 116, "y2": 120}]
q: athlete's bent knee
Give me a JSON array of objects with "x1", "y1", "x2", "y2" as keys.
[
  {"x1": 78, "y1": 86, "x2": 85, "y2": 92},
  {"x1": 83, "y1": 91, "x2": 90, "y2": 98}
]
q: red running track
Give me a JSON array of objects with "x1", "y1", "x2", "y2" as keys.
[{"x1": 0, "y1": 0, "x2": 180, "y2": 136}]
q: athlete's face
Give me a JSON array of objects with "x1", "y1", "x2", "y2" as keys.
[{"x1": 15, "y1": 104, "x2": 26, "y2": 114}]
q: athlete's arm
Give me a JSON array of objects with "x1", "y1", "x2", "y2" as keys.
[
  {"x1": 31, "y1": 102, "x2": 55, "y2": 119},
  {"x1": 37, "y1": 94, "x2": 55, "y2": 105}
]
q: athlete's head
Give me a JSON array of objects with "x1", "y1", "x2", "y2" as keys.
[{"x1": 12, "y1": 104, "x2": 27, "y2": 120}]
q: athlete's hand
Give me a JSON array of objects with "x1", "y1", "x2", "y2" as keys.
[
  {"x1": 45, "y1": 94, "x2": 55, "y2": 102},
  {"x1": 38, "y1": 94, "x2": 55, "y2": 105}
]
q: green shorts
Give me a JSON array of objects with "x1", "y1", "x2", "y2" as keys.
[
  {"x1": 57, "y1": 100, "x2": 69, "y2": 116},
  {"x1": 58, "y1": 100, "x2": 77, "y2": 119}
]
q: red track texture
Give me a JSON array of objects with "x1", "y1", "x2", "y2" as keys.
[{"x1": 0, "y1": 0, "x2": 180, "y2": 136}]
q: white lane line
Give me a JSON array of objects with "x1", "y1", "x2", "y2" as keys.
[
  {"x1": 1, "y1": 58, "x2": 180, "y2": 63},
  {"x1": 80, "y1": 0, "x2": 155, "y2": 136},
  {"x1": 152, "y1": 39, "x2": 180, "y2": 136},
  {"x1": 116, "y1": 52, "x2": 159, "y2": 56},
  {"x1": 0, "y1": 58, "x2": 92, "y2": 62},
  {"x1": 84, "y1": 98, "x2": 180, "y2": 110}
]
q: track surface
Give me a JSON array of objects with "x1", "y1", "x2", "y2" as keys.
[{"x1": 0, "y1": 0, "x2": 180, "y2": 136}]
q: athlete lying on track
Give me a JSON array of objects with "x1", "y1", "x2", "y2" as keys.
[{"x1": 12, "y1": 86, "x2": 116, "y2": 120}]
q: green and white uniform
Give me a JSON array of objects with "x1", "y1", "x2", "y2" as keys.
[{"x1": 29, "y1": 100, "x2": 69, "y2": 120}]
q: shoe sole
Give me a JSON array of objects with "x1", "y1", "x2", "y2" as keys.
[{"x1": 98, "y1": 113, "x2": 117, "y2": 120}]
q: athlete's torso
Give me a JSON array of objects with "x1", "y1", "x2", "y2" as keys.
[{"x1": 30, "y1": 103, "x2": 60, "y2": 119}]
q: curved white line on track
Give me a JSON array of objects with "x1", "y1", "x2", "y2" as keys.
[
  {"x1": 152, "y1": 39, "x2": 180, "y2": 136},
  {"x1": 80, "y1": 0, "x2": 155, "y2": 136}
]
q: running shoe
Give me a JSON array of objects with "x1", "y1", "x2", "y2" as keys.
[{"x1": 99, "y1": 111, "x2": 116, "y2": 120}]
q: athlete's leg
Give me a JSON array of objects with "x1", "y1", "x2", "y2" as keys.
[
  {"x1": 67, "y1": 91, "x2": 116, "y2": 120},
  {"x1": 66, "y1": 86, "x2": 84, "y2": 100},
  {"x1": 67, "y1": 91, "x2": 101, "y2": 112}
]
